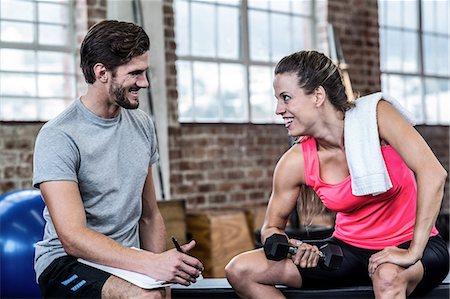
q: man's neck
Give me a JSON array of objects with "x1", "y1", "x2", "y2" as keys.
[{"x1": 81, "y1": 86, "x2": 120, "y2": 119}]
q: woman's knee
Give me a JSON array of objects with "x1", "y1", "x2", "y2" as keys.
[
  {"x1": 225, "y1": 254, "x2": 249, "y2": 283},
  {"x1": 372, "y1": 264, "x2": 405, "y2": 292}
]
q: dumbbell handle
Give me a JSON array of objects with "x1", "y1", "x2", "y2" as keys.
[{"x1": 288, "y1": 246, "x2": 325, "y2": 258}]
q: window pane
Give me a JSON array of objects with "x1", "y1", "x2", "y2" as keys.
[
  {"x1": 39, "y1": 24, "x2": 68, "y2": 46},
  {"x1": 220, "y1": 64, "x2": 246, "y2": 121},
  {"x1": 387, "y1": 75, "x2": 406, "y2": 108},
  {"x1": 423, "y1": 34, "x2": 437, "y2": 75},
  {"x1": 436, "y1": 0, "x2": 449, "y2": 34},
  {"x1": 0, "y1": 49, "x2": 35, "y2": 72},
  {"x1": 269, "y1": 0, "x2": 290, "y2": 13},
  {"x1": 0, "y1": 98, "x2": 39, "y2": 121},
  {"x1": 0, "y1": 0, "x2": 34, "y2": 21},
  {"x1": 37, "y1": 51, "x2": 74, "y2": 73},
  {"x1": 38, "y1": 99, "x2": 69, "y2": 120},
  {"x1": 249, "y1": 66, "x2": 273, "y2": 122},
  {"x1": 218, "y1": 6, "x2": 239, "y2": 59},
  {"x1": 292, "y1": 16, "x2": 312, "y2": 52},
  {"x1": 404, "y1": 76, "x2": 423, "y2": 123},
  {"x1": 436, "y1": 36, "x2": 449, "y2": 76},
  {"x1": 1, "y1": 21, "x2": 34, "y2": 43},
  {"x1": 249, "y1": 10, "x2": 269, "y2": 61},
  {"x1": 175, "y1": 0, "x2": 190, "y2": 56},
  {"x1": 378, "y1": 0, "x2": 387, "y2": 26},
  {"x1": 193, "y1": 62, "x2": 219, "y2": 120},
  {"x1": 402, "y1": 0, "x2": 417, "y2": 30},
  {"x1": 0, "y1": 73, "x2": 36, "y2": 96},
  {"x1": 38, "y1": 2, "x2": 69, "y2": 24},
  {"x1": 248, "y1": 0, "x2": 269, "y2": 9},
  {"x1": 422, "y1": 0, "x2": 434, "y2": 32},
  {"x1": 216, "y1": 0, "x2": 240, "y2": 5},
  {"x1": 177, "y1": 61, "x2": 194, "y2": 121},
  {"x1": 191, "y1": 2, "x2": 215, "y2": 57},
  {"x1": 425, "y1": 78, "x2": 450, "y2": 124},
  {"x1": 38, "y1": 74, "x2": 75, "y2": 98},
  {"x1": 292, "y1": 0, "x2": 311, "y2": 15},
  {"x1": 271, "y1": 13, "x2": 291, "y2": 62},
  {"x1": 385, "y1": 0, "x2": 402, "y2": 27},
  {"x1": 379, "y1": 28, "x2": 387, "y2": 71},
  {"x1": 384, "y1": 29, "x2": 402, "y2": 71},
  {"x1": 402, "y1": 31, "x2": 418, "y2": 73}
]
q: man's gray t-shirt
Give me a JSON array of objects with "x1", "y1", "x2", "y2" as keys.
[{"x1": 32, "y1": 98, "x2": 159, "y2": 280}]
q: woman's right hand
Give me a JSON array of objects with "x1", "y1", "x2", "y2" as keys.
[{"x1": 288, "y1": 238, "x2": 321, "y2": 268}]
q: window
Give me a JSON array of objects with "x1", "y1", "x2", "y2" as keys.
[
  {"x1": 174, "y1": 0, "x2": 314, "y2": 123},
  {"x1": 379, "y1": 0, "x2": 449, "y2": 124},
  {"x1": 0, "y1": 0, "x2": 76, "y2": 121}
]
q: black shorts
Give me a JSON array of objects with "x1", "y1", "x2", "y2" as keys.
[
  {"x1": 298, "y1": 235, "x2": 449, "y2": 296},
  {"x1": 38, "y1": 256, "x2": 111, "y2": 298}
]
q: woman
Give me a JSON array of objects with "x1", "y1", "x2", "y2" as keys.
[{"x1": 225, "y1": 50, "x2": 449, "y2": 299}]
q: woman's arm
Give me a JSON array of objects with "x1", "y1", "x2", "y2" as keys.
[
  {"x1": 261, "y1": 144, "x2": 305, "y2": 242},
  {"x1": 369, "y1": 100, "x2": 447, "y2": 272}
]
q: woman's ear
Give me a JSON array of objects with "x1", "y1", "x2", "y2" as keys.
[
  {"x1": 93, "y1": 63, "x2": 108, "y2": 83},
  {"x1": 314, "y1": 86, "x2": 326, "y2": 107}
]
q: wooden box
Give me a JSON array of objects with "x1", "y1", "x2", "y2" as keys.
[
  {"x1": 186, "y1": 211, "x2": 254, "y2": 278},
  {"x1": 157, "y1": 199, "x2": 187, "y2": 250}
]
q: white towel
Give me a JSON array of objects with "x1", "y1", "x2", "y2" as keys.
[{"x1": 344, "y1": 92, "x2": 415, "y2": 196}]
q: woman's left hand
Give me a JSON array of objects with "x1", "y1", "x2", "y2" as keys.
[{"x1": 368, "y1": 246, "x2": 421, "y2": 276}]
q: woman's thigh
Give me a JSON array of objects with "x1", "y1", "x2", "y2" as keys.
[{"x1": 226, "y1": 248, "x2": 303, "y2": 288}]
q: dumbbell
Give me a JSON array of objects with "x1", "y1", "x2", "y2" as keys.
[{"x1": 263, "y1": 233, "x2": 343, "y2": 270}]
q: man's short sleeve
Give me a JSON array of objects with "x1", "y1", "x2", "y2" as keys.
[
  {"x1": 147, "y1": 118, "x2": 159, "y2": 166},
  {"x1": 33, "y1": 127, "x2": 80, "y2": 188}
]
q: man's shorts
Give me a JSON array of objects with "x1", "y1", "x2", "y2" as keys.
[
  {"x1": 38, "y1": 256, "x2": 111, "y2": 298},
  {"x1": 298, "y1": 235, "x2": 449, "y2": 296}
]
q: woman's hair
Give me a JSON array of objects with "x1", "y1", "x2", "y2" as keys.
[
  {"x1": 80, "y1": 20, "x2": 150, "y2": 84},
  {"x1": 274, "y1": 50, "x2": 354, "y2": 112}
]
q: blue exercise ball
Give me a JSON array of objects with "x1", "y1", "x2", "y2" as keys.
[{"x1": 0, "y1": 189, "x2": 45, "y2": 298}]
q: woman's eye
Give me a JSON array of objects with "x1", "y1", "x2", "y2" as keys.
[{"x1": 283, "y1": 95, "x2": 290, "y2": 102}]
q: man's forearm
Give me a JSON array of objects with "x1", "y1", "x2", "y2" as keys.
[{"x1": 139, "y1": 211, "x2": 167, "y2": 253}]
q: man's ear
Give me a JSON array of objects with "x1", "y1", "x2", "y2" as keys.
[
  {"x1": 93, "y1": 63, "x2": 108, "y2": 83},
  {"x1": 314, "y1": 86, "x2": 326, "y2": 107}
]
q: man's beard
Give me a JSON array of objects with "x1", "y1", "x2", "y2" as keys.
[{"x1": 110, "y1": 82, "x2": 140, "y2": 110}]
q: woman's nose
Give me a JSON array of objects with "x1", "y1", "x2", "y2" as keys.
[{"x1": 275, "y1": 99, "x2": 285, "y2": 115}]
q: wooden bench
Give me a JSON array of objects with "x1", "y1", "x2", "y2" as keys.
[{"x1": 171, "y1": 278, "x2": 449, "y2": 298}]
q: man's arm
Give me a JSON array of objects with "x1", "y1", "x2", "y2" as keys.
[
  {"x1": 139, "y1": 167, "x2": 166, "y2": 253},
  {"x1": 40, "y1": 180, "x2": 203, "y2": 285}
]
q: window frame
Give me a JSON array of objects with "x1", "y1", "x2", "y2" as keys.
[
  {"x1": 379, "y1": 0, "x2": 449, "y2": 125},
  {"x1": 175, "y1": 0, "x2": 316, "y2": 124},
  {"x1": 0, "y1": 0, "x2": 77, "y2": 122}
]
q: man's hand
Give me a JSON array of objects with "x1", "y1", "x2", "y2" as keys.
[{"x1": 146, "y1": 240, "x2": 204, "y2": 286}]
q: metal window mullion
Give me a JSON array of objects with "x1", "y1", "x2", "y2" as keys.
[
  {"x1": 214, "y1": 3, "x2": 224, "y2": 121},
  {"x1": 418, "y1": 0, "x2": 427, "y2": 123},
  {"x1": 187, "y1": 0, "x2": 197, "y2": 122},
  {"x1": 311, "y1": 0, "x2": 317, "y2": 49},
  {"x1": 242, "y1": 0, "x2": 251, "y2": 122}
]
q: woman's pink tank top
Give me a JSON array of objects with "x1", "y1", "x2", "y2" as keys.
[{"x1": 301, "y1": 136, "x2": 438, "y2": 249}]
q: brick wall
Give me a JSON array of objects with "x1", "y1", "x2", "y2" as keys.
[
  {"x1": 0, "y1": 123, "x2": 43, "y2": 192},
  {"x1": 169, "y1": 124, "x2": 288, "y2": 209}
]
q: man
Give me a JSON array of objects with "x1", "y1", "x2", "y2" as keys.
[{"x1": 33, "y1": 20, "x2": 203, "y2": 298}]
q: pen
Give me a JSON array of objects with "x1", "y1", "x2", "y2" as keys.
[{"x1": 172, "y1": 236, "x2": 184, "y2": 253}]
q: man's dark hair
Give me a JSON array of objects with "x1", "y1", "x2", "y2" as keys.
[{"x1": 80, "y1": 20, "x2": 150, "y2": 84}]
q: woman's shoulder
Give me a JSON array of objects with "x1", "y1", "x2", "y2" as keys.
[{"x1": 274, "y1": 141, "x2": 306, "y2": 185}]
